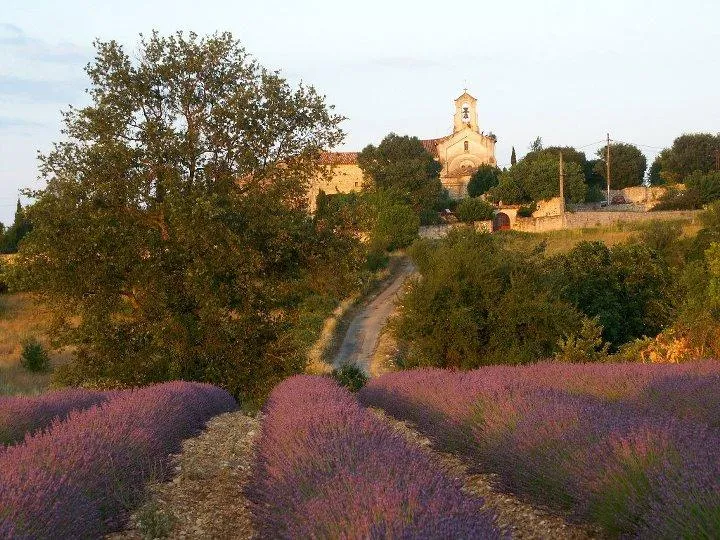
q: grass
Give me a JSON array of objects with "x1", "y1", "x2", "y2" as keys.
[
  {"x1": 0, "y1": 293, "x2": 72, "y2": 396},
  {"x1": 498, "y1": 219, "x2": 702, "y2": 255}
]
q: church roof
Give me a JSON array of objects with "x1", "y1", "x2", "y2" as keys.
[
  {"x1": 319, "y1": 151, "x2": 359, "y2": 165},
  {"x1": 455, "y1": 91, "x2": 477, "y2": 102}
]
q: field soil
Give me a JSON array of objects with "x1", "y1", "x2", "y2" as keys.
[
  {"x1": 110, "y1": 411, "x2": 259, "y2": 539},
  {"x1": 332, "y1": 257, "x2": 414, "y2": 372}
]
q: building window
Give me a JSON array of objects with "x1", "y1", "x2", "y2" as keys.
[
  {"x1": 354, "y1": 181, "x2": 359, "y2": 187},
  {"x1": 464, "y1": 141, "x2": 469, "y2": 152}
]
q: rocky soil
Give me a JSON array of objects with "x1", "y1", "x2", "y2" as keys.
[{"x1": 110, "y1": 411, "x2": 260, "y2": 540}]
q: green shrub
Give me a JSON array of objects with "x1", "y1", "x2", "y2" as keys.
[
  {"x1": 20, "y1": 338, "x2": 51, "y2": 373},
  {"x1": 456, "y1": 198, "x2": 494, "y2": 222},
  {"x1": 370, "y1": 199, "x2": 419, "y2": 252},
  {"x1": 331, "y1": 363, "x2": 368, "y2": 391},
  {"x1": 651, "y1": 187, "x2": 703, "y2": 211},
  {"x1": 517, "y1": 202, "x2": 537, "y2": 218}
]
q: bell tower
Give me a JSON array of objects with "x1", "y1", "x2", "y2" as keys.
[{"x1": 453, "y1": 90, "x2": 479, "y2": 134}]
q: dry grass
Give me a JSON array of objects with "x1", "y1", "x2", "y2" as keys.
[
  {"x1": 499, "y1": 219, "x2": 702, "y2": 256},
  {"x1": 0, "y1": 293, "x2": 72, "y2": 395}
]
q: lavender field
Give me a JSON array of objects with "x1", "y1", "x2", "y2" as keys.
[
  {"x1": 360, "y1": 362, "x2": 720, "y2": 537},
  {"x1": 0, "y1": 381, "x2": 236, "y2": 538},
  {"x1": 249, "y1": 375, "x2": 503, "y2": 538}
]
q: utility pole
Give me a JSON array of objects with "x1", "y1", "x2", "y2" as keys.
[
  {"x1": 715, "y1": 149, "x2": 720, "y2": 171},
  {"x1": 559, "y1": 151, "x2": 566, "y2": 227},
  {"x1": 606, "y1": 133, "x2": 611, "y2": 206},
  {"x1": 559, "y1": 151, "x2": 565, "y2": 211}
]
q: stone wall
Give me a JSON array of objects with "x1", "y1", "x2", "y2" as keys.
[
  {"x1": 513, "y1": 210, "x2": 700, "y2": 233},
  {"x1": 308, "y1": 163, "x2": 366, "y2": 211}
]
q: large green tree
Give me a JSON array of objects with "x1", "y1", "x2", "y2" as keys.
[
  {"x1": 357, "y1": 133, "x2": 443, "y2": 218},
  {"x1": 0, "y1": 200, "x2": 33, "y2": 253},
  {"x1": 594, "y1": 143, "x2": 647, "y2": 189},
  {"x1": 491, "y1": 152, "x2": 586, "y2": 203},
  {"x1": 467, "y1": 164, "x2": 500, "y2": 197},
  {"x1": 659, "y1": 133, "x2": 720, "y2": 183},
  {"x1": 16, "y1": 32, "x2": 345, "y2": 403}
]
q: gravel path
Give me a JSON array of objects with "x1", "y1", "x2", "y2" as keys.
[
  {"x1": 333, "y1": 258, "x2": 414, "y2": 372},
  {"x1": 110, "y1": 411, "x2": 260, "y2": 539},
  {"x1": 372, "y1": 409, "x2": 605, "y2": 540}
]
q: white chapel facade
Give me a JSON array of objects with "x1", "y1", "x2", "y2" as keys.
[{"x1": 310, "y1": 90, "x2": 497, "y2": 208}]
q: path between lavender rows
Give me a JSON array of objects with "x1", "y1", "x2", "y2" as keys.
[{"x1": 332, "y1": 257, "x2": 415, "y2": 373}]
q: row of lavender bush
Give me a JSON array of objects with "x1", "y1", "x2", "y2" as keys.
[
  {"x1": 248, "y1": 375, "x2": 503, "y2": 538},
  {"x1": 360, "y1": 362, "x2": 720, "y2": 538},
  {"x1": 0, "y1": 381, "x2": 236, "y2": 539},
  {"x1": 0, "y1": 388, "x2": 112, "y2": 448}
]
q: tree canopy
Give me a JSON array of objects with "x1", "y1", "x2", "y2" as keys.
[
  {"x1": 357, "y1": 133, "x2": 443, "y2": 217},
  {"x1": 491, "y1": 152, "x2": 586, "y2": 204},
  {"x1": 467, "y1": 164, "x2": 500, "y2": 197},
  {"x1": 15, "y1": 31, "x2": 349, "y2": 403},
  {"x1": 594, "y1": 143, "x2": 647, "y2": 189},
  {"x1": 658, "y1": 133, "x2": 720, "y2": 184},
  {"x1": 0, "y1": 200, "x2": 32, "y2": 253}
]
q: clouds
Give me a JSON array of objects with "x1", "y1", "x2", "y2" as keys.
[{"x1": 0, "y1": 23, "x2": 89, "y2": 64}]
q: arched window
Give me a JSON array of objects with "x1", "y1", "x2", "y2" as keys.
[{"x1": 464, "y1": 140, "x2": 469, "y2": 152}]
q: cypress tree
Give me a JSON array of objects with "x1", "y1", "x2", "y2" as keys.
[{"x1": 510, "y1": 146, "x2": 517, "y2": 166}]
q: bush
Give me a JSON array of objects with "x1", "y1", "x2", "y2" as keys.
[
  {"x1": 517, "y1": 202, "x2": 537, "y2": 218},
  {"x1": 248, "y1": 376, "x2": 502, "y2": 538},
  {"x1": 456, "y1": 197, "x2": 494, "y2": 222},
  {"x1": 467, "y1": 165, "x2": 500, "y2": 197},
  {"x1": 360, "y1": 362, "x2": 720, "y2": 538},
  {"x1": 651, "y1": 187, "x2": 703, "y2": 210},
  {"x1": 20, "y1": 338, "x2": 50, "y2": 373},
  {"x1": 331, "y1": 363, "x2": 368, "y2": 391},
  {"x1": 0, "y1": 389, "x2": 111, "y2": 447},
  {"x1": 370, "y1": 196, "x2": 419, "y2": 252},
  {"x1": 0, "y1": 382, "x2": 236, "y2": 538}
]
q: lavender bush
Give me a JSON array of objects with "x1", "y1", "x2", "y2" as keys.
[
  {"x1": 249, "y1": 375, "x2": 503, "y2": 539},
  {"x1": 0, "y1": 388, "x2": 111, "y2": 448},
  {"x1": 0, "y1": 381, "x2": 236, "y2": 539},
  {"x1": 360, "y1": 362, "x2": 720, "y2": 538}
]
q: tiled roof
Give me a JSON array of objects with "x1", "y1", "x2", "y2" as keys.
[
  {"x1": 420, "y1": 137, "x2": 448, "y2": 158},
  {"x1": 319, "y1": 151, "x2": 358, "y2": 165}
]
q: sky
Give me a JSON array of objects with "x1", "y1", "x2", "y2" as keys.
[{"x1": 1, "y1": 0, "x2": 719, "y2": 223}]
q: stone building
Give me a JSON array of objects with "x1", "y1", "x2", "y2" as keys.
[{"x1": 309, "y1": 90, "x2": 497, "y2": 210}]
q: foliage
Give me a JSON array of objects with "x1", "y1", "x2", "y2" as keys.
[
  {"x1": 15, "y1": 32, "x2": 350, "y2": 403},
  {"x1": 0, "y1": 200, "x2": 32, "y2": 254},
  {"x1": 659, "y1": 133, "x2": 720, "y2": 183},
  {"x1": 467, "y1": 164, "x2": 500, "y2": 197},
  {"x1": 248, "y1": 375, "x2": 502, "y2": 538},
  {"x1": 651, "y1": 186, "x2": 703, "y2": 211},
  {"x1": 19, "y1": 338, "x2": 50, "y2": 373},
  {"x1": 367, "y1": 190, "x2": 419, "y2": 252},
  {"x1": 648, "y1": 154, "x2": 664, "y2": 185},
  {"x1": 685, "y1": 170, "x2": 720, "y2": 204},
  {"x1": 331, "y1": 363, "x2": 368, "y2": 391},
  {"x1": 0, "y1": 381, "x2": 236, "y2": 538},
  {"x1": 357, "y1": 133, "x2": 443, "y2": 218},
  {"x1": 594, "y1": 143, "x2": 647, "y2": 189},
  {"x1": 456, "y1": 197, "x2": 494, "y2": 222},
  {"x1": 554, "y1": 317, "x2": 609, "y2": 363},
  {"x1": 394, "y1": 230, "x2": 587, "y2": 368},
  {"x1": 510, "y1": 146, "x2": 517, "y2": 166},
  {"x1": 529, "y1": 136, "x2": 543, "y2": 151},
  {"x1": 0, "y1": 388, "x2": 110, "y2": 446},
  {"x1": 517, "y1": 202, "x2": 536, "y2": 218},
  {"x1": 491, "y1": 153, "x2": 586, "y2": 204},
  {"x1": 360, "y1": 362, "x2": 720, "y2": 538},
  {"x1": 549, "y1": 241, "x2": 676, "y2": 350}
]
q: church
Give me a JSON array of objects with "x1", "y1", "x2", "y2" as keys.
[{"x1": 309, "y1": 91, "x2": 497, "y2": 209}]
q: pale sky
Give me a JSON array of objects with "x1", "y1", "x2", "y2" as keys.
[{"x1": 1, "y1": 0, "x2": 719, "y2": 223}]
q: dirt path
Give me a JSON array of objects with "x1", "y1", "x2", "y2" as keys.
[
  {"x1": 110, "y1": 411, "x2": 260, "y2": 540},
  {"x1": 332, "y1": 258, "x2": 414, "y2": 373}
]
